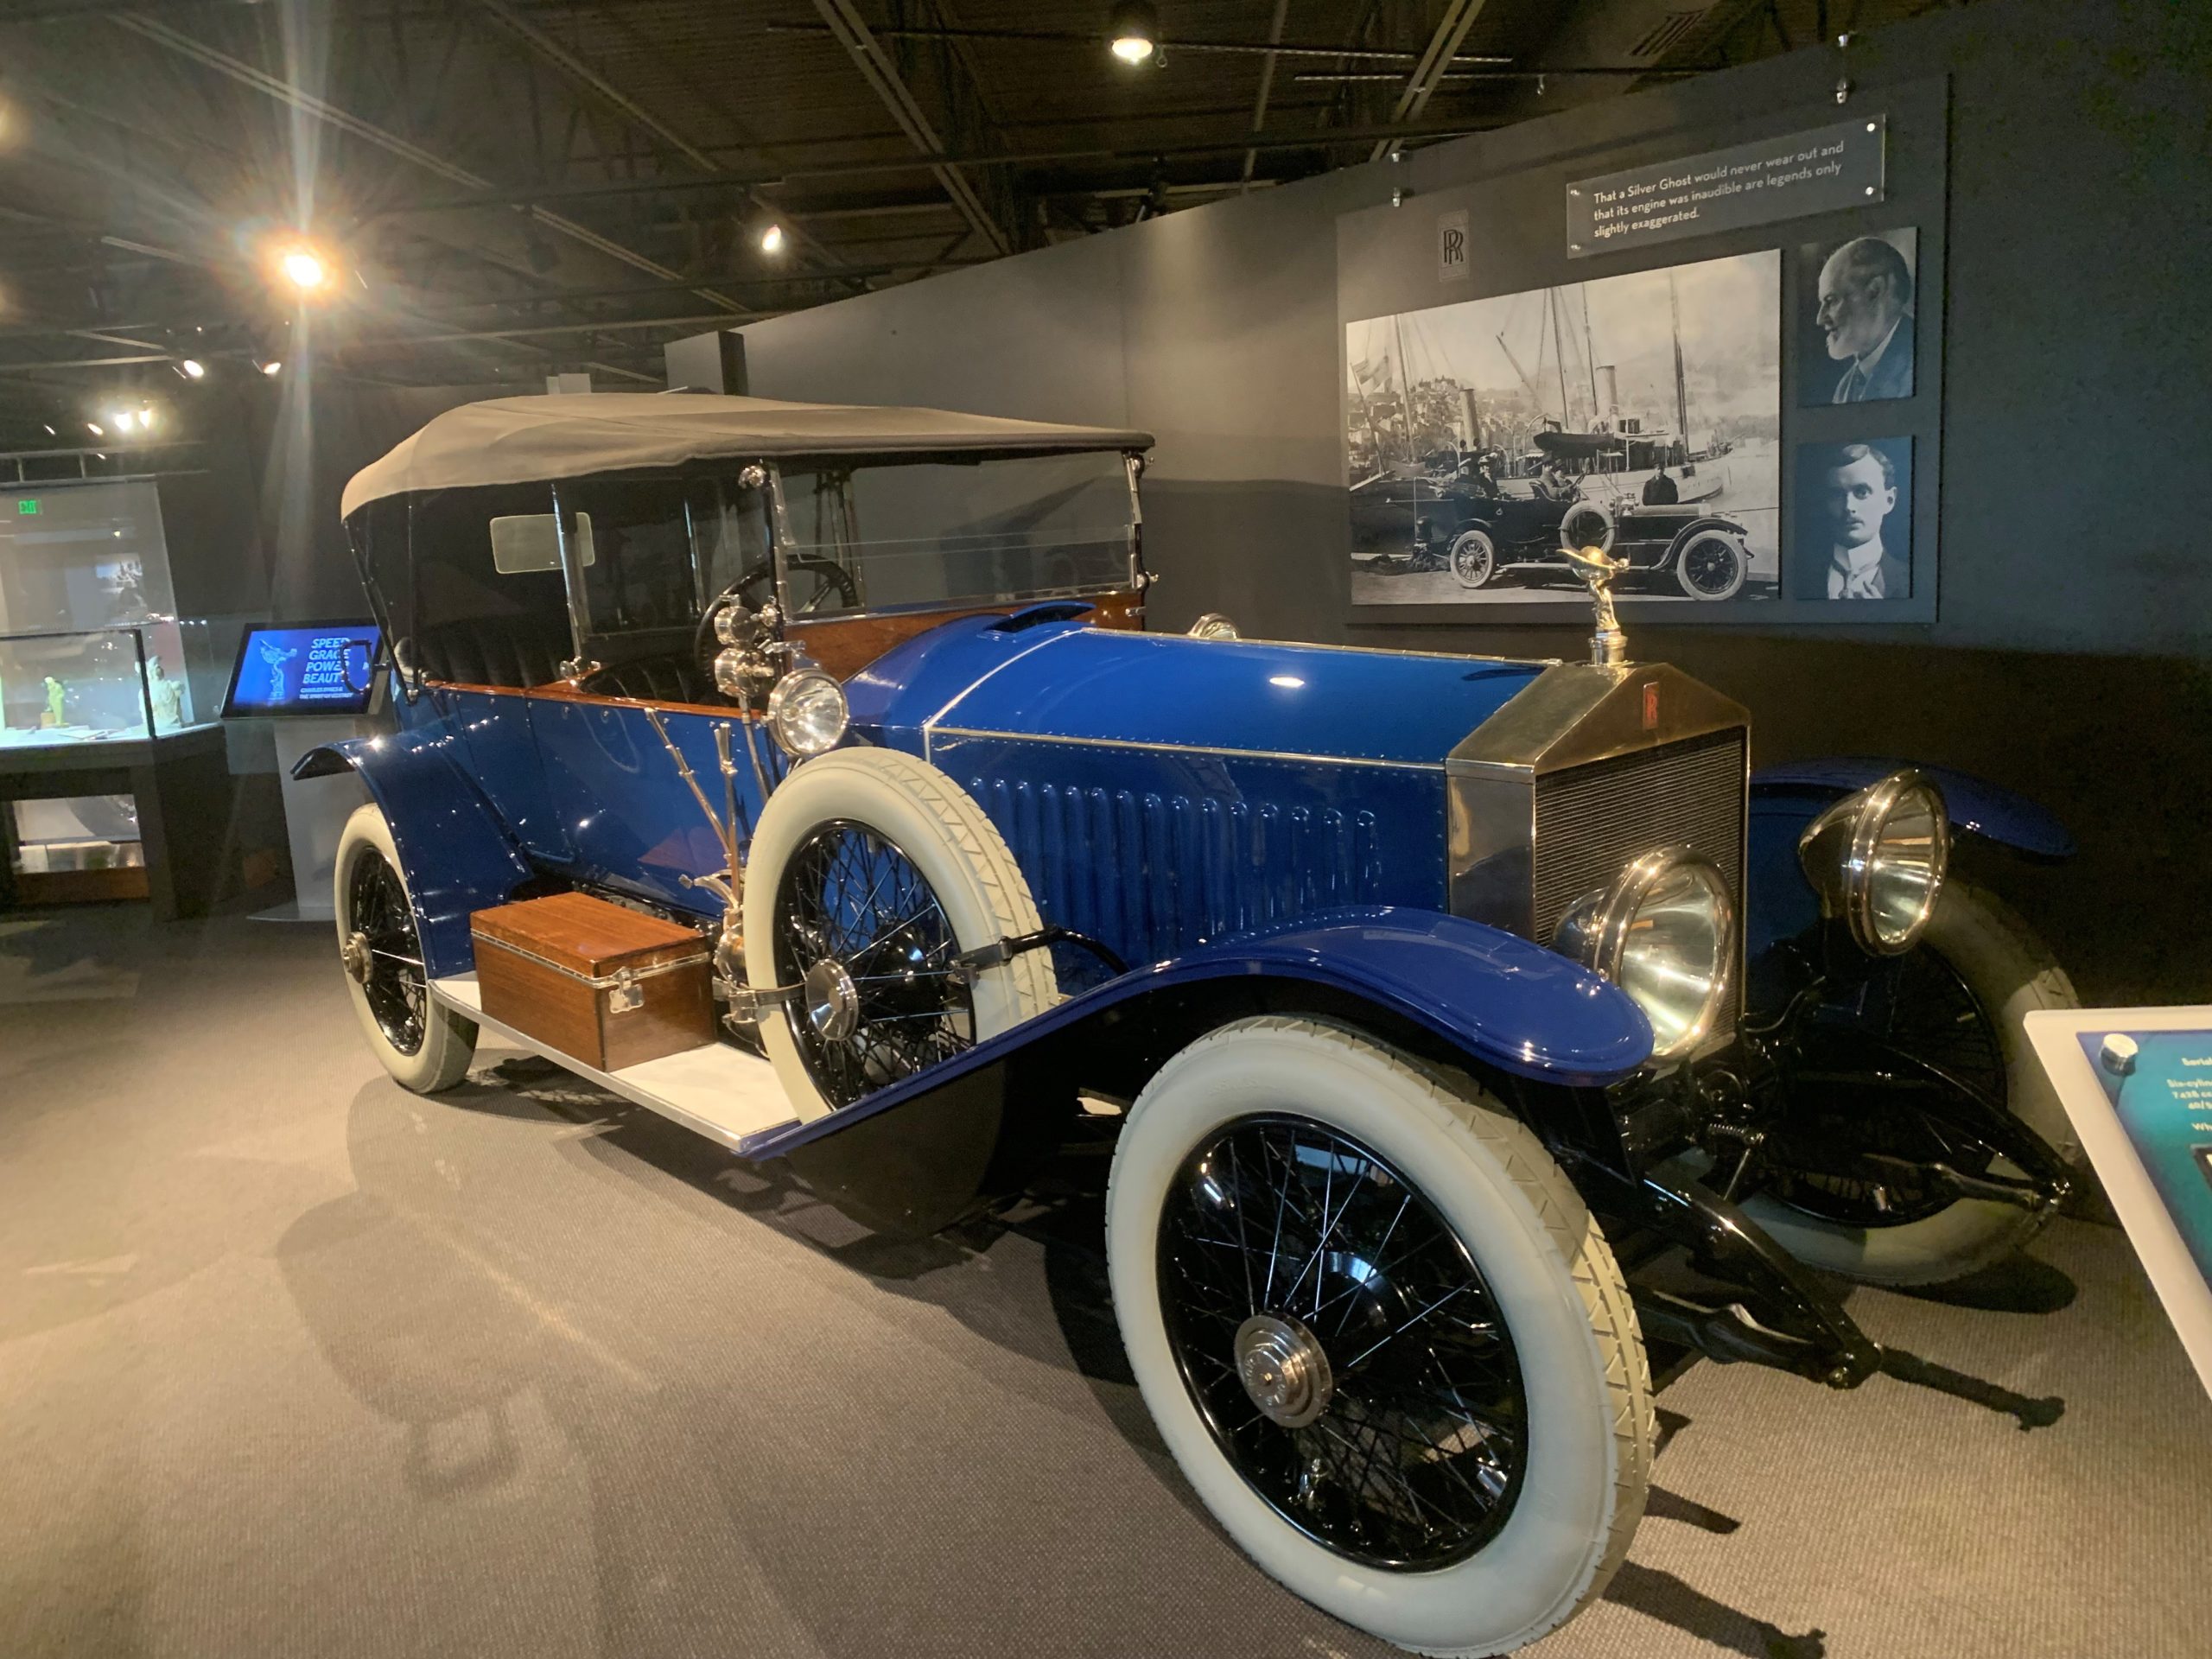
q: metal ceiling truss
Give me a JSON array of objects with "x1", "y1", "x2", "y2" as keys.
[
  {"x1": 0, "y1": 0, "x2": 1934, "y2": 420},
  {"x1": 809, "y1": 0, "x2": 1018, "y2": 257}
]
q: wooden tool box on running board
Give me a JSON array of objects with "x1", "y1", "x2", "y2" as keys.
[{"x1": 471, "y1": 892, "x2": 715, "y2": 1071}]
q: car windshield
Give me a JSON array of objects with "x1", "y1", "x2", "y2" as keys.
[{"x1": 772, "y1": 450, "x2": 1135, "y2": 617}]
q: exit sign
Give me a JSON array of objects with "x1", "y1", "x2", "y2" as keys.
[{"x1": 16, "y1": 499, "x2": 38, "y2": 515}]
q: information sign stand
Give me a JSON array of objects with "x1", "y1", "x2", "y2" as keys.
[{"x1": 2025, "y1": 1007, "x2": 2212, "y2": 1399}]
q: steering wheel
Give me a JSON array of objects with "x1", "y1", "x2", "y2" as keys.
[{"x1": 694, "y1": 557, "x2": 864, "y2": 688}]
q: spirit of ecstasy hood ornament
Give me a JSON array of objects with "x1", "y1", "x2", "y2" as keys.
[{"x1": 1560, "y1": 514, "x2": 1630, "y2": 665}]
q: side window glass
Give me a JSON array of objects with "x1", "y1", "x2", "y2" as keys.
[
  {"x1": 690, "y1": 480, "x2": 772, "y2": 601},
  {"x1": 490, "y1": 512, "x2": 594, "y2": 575},
  {"x1": 560, "y1": 480, "x2": 698, "y2": 635},
  {"x1": 402, "y1": 485, "x2": 572, "y2": 688}
]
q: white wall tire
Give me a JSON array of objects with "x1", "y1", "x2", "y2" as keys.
[
  {"x1": 1448, "y1": 529, "x2": 1497, "y2": 589},
  {"x1": 1107, "y1": 1017, "x2": 1652, "y2": 1656},
  {"x1": 1673, "y1": 529, "x2": 1747, "y2": 601},
  {"x1": 1742, "y1": 882, "x2": 2083, "y2": 1287},
  {"x1": 333, "y1": 803, "x2": 477, "y2": 1094},
  {"x1": 742, "y1": 747, "x2": 1058, "y2": 1122}
]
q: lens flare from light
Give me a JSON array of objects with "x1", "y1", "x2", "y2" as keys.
[{"x1": 277, "y1": 246, "x2": 330, "y2": 293}]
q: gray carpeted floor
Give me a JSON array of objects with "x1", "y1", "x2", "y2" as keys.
[{"x1": 3, "y1": 907, "x2": 2207, "y2": 1659}]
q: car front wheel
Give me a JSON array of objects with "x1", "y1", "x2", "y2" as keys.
[
  {"x1": 1674, "y1": 529, "x2": 1748, "y2": 600},
  {"x1": 1107, "y1": 1017, "x2": 1652, "y2": 1656},
  {"x1": 741, "y1": 747, "x2": 1058, "y2": 1121},
  {"x1": 333, "y1": 803, "x2": 477, "y2": 1093}
]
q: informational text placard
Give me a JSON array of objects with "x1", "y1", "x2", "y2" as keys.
[{"x1": 1567, "y1": 116, "x2": 1887, "y2": 257}]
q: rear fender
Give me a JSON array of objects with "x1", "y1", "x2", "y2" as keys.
[
  {"x1": 1752, "y1": 760, "x2": 2075, "y2": 859},
  {"x1": 1746, "y1": 760, "x2": 2073, "y2": 975},
  {"x1": 294, "y1": 732, "x2": 532, "y2": 976}
]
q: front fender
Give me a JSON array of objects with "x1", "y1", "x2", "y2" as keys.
[
  {"x1": 294, "y1": 729, "x2": 532, "y2": 976},
  {"x1": 1752, "y1": 759, "x2": 2074, "y2": 859},
  {"x1": 745, "y1": 906, "x2": 1654, "y2": 1164},
  {"x1": 1664, "y1": 514, "x2": 1749, "y2": 557}
]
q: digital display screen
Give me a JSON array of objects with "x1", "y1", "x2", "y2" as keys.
[{"x1": 223, "y1": 622, "x2": 383, "y2": 717}]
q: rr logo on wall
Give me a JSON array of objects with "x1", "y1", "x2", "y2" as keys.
[{"x1": 1437, "y1": 210, "x2": 1469, "y2": 283}]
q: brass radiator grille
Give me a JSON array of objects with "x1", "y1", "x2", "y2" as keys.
[{"x1": 1531, "y1": 728, "x2": 1748, "y2": 1039}]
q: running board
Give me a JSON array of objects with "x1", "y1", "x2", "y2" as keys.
[{"x1": 431, "y1": 973, "x2": 799, "y2": 1154}]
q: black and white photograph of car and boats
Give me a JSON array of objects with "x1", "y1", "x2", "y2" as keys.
[{"x1": 1347, "y1": 248, "x2": 1781, "y2": 606}]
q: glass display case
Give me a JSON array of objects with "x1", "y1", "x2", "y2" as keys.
[
  {"x1": 7, "y1": 794, "x2": 148, "y2": 902},
  {"x1": 0, "y1": 626, "x2": 203, "y2": 751},
  {"x1": 0, "y1": 480, "x2": 232, "y2": 753}
]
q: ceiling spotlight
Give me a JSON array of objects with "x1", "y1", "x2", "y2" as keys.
[
  {"x1": 106, "y1": 410, "x2": 136, "y2": 432},
  {"x1": 86, "y1": 421, "x2": 104, "y2": 436},
  {"x1": 260, "y1": 359, "x2": 283, "y2": 376},
  {"x1": 137, "y1": 406, "x2": 158, "y2": 432},
  {"x1": 276, "y1": 245, "x2": 331, "y2": 294},
  {"x1": 42, "y1": 423, "x2": 56, "y2": 436},
  {"x1": 177, "y1": 359, "x2": 207, "y2": 379},
  {"x1": 759, "y1": 221, "x2": 787, "y2": 255},
  {"x1": 1109, "y1": 2, "x2": 1159, "y2": 64}
]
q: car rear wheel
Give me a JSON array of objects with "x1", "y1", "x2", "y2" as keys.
[
  {"x1": 1447, "y1": 528, "x2": 1497, "y2": 589},
  {"x1": 1674, "y1": 530, "x2": 1748, "y2": 600},
  {"x1": 334, "y1": 804, "x2": 477, "y2": 1093},
  {"x1": 1108, "y1": 1017, "x2": 1652, "y2": 1656},
  {"x1": 742, "y1": 747, "x2": 1058, "y2": 1121},
  {"x1": 1745, "y1": 882, "x2": 2084, "y2": 1286}
]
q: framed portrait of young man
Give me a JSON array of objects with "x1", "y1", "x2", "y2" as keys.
[{"x1": 1793, "y1": 437, "x2": 1913, "y2": 601}]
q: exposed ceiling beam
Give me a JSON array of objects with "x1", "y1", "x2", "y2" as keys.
[
  {"x1": 1240, "y1": 0, "x2": 1294, "y2": 190},
  {"x1": 372, "y1": 113, "x2": 1502, "y2": 218},
  {"x1": 1370, "y1": 0, "x2": 1492, "y2": 161},
  {"x1": 469, "y1": 0, "x2": 848, "y2": 275},
  {"x1": 807, "y1": 0, "x2": 1012, "y2": 256},
  {"x1": 107, "y1": 11, "x2": 747, "y2": 313},
  {"x1": 764, "y1": 20, "x2": 1510, "y2": 67}
]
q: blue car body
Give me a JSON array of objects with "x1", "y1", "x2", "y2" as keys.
[
  {"x1": 307, "y1": 599, "x2": 2068, "y2": 1135},
  {"x1": 303, "y1": 611, "x2": 1668, "y2": 1109}
]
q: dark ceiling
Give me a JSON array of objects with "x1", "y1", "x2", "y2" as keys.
[{"x1": 0, "y1": 0, "x2": 1954, "y2": 448}]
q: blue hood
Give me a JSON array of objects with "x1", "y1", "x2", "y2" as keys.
[{"x1": 846, "y1": 612, "x2": 1545, "y2": 766}]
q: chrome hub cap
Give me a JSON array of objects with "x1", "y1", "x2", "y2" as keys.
[
  {"x1": 1235, "y1": 1313, "x2": 1333, "y2": 1429},
  {"x1": 341, "y1": 931, "x2": 373, "y2": 985},
  {"x1": 802, "y1": 957, "x2": 860, "y2": 1044}
]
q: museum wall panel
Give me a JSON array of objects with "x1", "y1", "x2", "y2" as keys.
[{"x1": 728, "y1": 0, "x2": 2206, "y2": 1002}]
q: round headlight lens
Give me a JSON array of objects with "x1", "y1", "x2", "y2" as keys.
[
  {"x1": 1556, "y1": 847, "x2": 1733, "y2": 1063},
  {"x1": 766, "y1": 668, "x2": 849, "y2": 758},
  {"x1": 1796, "y1": 770, "x2": 1949, "y2": 957},
  {"x1": 1864, "y1": 781, "x2": 1946, "y2": 950}
]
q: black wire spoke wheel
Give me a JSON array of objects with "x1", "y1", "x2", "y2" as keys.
[
  {"x1": 1680, "y1": 532, "x2": 1745, "y2": 597},
  {"x1": 1157, "y1": 1115, "x2": 1529, "y2": 1570},
  {"x1": 772, "y1": 820, "x2": 975, "y2": 1109},
  {"x1": 1770, "y1": 944, "x2": 2011, "y2": 1227},
  {"x1": 344, "y1": 849, "x2": 428, "y2": 1057}
]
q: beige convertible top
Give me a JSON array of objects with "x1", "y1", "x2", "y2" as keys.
[{"x1": 340, "y1": 391, "x2": 1154, "y2": 518}]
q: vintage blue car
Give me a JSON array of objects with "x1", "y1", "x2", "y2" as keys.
[{"x1": 305, "y1": 393, "x2": 2082, "y2": 1656}]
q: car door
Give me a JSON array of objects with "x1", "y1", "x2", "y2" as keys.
[
  {"x1": 402, "y1": 485, "x2": 578, "y2": 868},
  {"x1": 528, "y1": 473, "x2": 765, "y2": 907}
]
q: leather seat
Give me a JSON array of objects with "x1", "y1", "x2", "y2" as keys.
[{"x1": 416, "y1": 615, "x2": 569, "y2": 690}]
